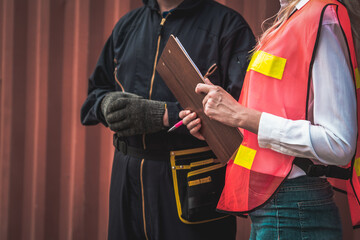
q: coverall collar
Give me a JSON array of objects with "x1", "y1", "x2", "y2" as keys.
[{"x1": 143, "y1": 0, "x2": 207, "y2": 12}]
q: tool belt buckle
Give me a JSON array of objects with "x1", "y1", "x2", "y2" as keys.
[{"x1": 113, "y1": 134, "x2": 127, "y2": 155}]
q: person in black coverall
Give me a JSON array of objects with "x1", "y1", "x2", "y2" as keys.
[{"x1": 80, "y1": 0, "x2": 255, "y2": 239}]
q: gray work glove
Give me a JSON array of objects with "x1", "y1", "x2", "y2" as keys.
[
  {"x1": 101, "y1": 91, "x2": 141, "y2": 118},
  {"x1": 101, "y1": 92, "x2": 166, "y2": 136}
]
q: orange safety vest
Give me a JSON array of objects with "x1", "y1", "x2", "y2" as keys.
[{"x1": 216, "y1": 0, "x2": 360, "y2": 227}]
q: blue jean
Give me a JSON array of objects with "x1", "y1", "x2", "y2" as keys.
[{"x1": 249, "y1": 176, "x2": 342, "y2": 240}]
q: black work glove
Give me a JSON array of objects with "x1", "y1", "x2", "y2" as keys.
[{"x1": 101, "y1": 92, "x2": 166, "y2": 136}]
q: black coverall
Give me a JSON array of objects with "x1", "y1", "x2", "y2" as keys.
[{"x1": 81, "y1": 0, "x2": 255, "y2": 239}]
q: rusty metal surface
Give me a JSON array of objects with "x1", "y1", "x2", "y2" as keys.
[{"x1": 1, "y1": 0, "x2": 359, "y2": 239}]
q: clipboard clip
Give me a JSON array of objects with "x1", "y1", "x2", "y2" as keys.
[{"x1": 203, "y1": 63, "x2": 218, "y2": 80}]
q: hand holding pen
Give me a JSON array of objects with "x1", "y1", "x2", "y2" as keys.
[
  {"x1": 168, "y1": 63, "x2": 217, "y2": 133},
  {"x1": 167, "y1": 120, "x2": 183, "y2": 132}
]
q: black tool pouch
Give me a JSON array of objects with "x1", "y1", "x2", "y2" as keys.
[{"x1": 170, "y1": 146, "x2": 229, "y2": 223}]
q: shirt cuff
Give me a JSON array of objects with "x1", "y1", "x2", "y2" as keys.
[{"x1": 258, "y1": 112, "x2": 286, "y2": 149}]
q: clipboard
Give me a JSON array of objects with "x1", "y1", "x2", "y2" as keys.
[{"x1": 156, "y1": 35, "x2": 243, "y2": 164}]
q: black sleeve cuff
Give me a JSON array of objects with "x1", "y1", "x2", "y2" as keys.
[{"x1": 166, "y1": 101, "x2": 182, "y2": 127}]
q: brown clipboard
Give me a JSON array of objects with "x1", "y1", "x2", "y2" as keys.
[{"x1": 156, "y1": 35, "x2": 243, "y2": 164}]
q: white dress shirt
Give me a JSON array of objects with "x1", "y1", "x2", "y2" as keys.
[{"x1": 257, "y1": 1, "x2": 358, "y2": 178}]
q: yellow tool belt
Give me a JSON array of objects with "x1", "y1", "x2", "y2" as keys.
[{"x1": 170, "y1": 146, "x2": 230, "y2": 224}]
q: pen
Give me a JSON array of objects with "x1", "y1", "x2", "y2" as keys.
[{"x1": 167, "y1": 120, "x2": 183, "y2": 132}]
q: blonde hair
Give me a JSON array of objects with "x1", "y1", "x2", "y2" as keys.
[{"x1": 255, "y1": 0, "x2": 301, "y2": 50}]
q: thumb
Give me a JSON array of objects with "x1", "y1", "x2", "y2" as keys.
[{"x1": 204, "y1": 78, "x2": 214, "y2": 86}]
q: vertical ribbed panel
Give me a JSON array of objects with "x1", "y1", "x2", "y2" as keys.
[
  {"x1": 1, "y1": 1, "x2": 15, "y2": 240},
  {"x1": 0, "y1": 0, "x2": 142, "y2": 239},
  {"x1": 0, "y1": 1, "x2": 359, "y2": 240}
]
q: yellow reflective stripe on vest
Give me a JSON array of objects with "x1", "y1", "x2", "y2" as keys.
[
  {"x1": 247, "y1": 50, "x2": 287, "y2": 80},
  {"x1": 355, "y1": 157, "x2": 360, "y2": 177},
  {"x1": 234, "y1": 145, "x2": 256, "y2": 170},
  {"x1": 355, "y1": 68, "x2": 360, "y2": 89}
]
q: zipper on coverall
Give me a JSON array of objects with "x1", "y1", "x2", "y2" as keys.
[{"x1": 141, "y1": 13, "x2": 170, "y2": 240}]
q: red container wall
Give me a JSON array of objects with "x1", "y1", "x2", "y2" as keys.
[{"x1": 0, "y1": 1, "x2": 359, "y2": 240}]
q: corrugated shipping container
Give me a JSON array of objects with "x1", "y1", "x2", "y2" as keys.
[{"x1": 1, "y1": 0, "x2": 359, "y2": 239}]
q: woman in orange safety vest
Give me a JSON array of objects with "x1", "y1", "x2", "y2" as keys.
[{"x1": 180, "y1": 0, "x2": 360, "y2": 238}]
